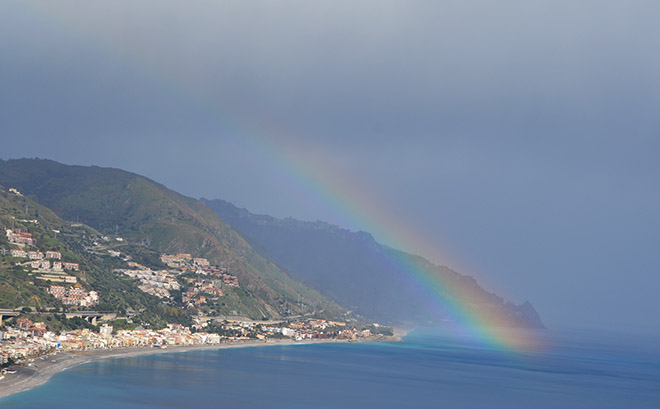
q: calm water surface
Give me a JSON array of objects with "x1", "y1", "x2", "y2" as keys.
[{"x1": 2, "y1": 327, "x2": 659, "y2": 408}]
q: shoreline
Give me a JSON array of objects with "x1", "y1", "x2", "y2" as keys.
[{"x1": 0, "y1": 335, "x2": 404, "y2": 400}]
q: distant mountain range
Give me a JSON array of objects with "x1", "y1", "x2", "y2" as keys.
[
  {"x1": 203, "y1": 199, "x2": 543, "y2": 328},
  {"x1": 0, "y1": 158, "x2": 542, "y2": 328}
]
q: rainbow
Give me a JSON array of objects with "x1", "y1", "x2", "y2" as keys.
[
  {"x1": 243, "y1": 134, "x2": 543, "y2": 352},
  {"x1": 21, "y1": 3, "x2": 542, "y2": 351}
]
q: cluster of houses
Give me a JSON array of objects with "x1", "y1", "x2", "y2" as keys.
[
  {"x1": 0, "y1": 319, "x2": 50, "y2": 365},
  {"x1": 181, "y1": 277, "x2": 224, "y2": 306},
  {"x1": 160, "y1": 253, "x2": 238, "y2": 285},
  {"x1": 53, "y1": 324, "x2": 222, "y2": 350},
  {"x1": 4, "y1": 228, "x2": 97, "y2": 303},
  {"x1": 278, "y1": 319, "x2": 372, "y2": 340},
  {"x1": 195, "y1": 318, "x2": 375, "y2": 342},
  {"x1": 6, "y1": 230, "x2": 81, "y2": 285},
  {"x1": 0, "y1": 321, "x2": 222, "y2": 365},
  {"x1": 10, "y1": 250, "x2": 80, "y2": 272},
  {"x1": 115, "y1": 263, "x2": 182, "y2": 299},
  {"x1": 1, "y1": 313, "x2": 390, "y2": 369},
  {"x1": 47, "y1": 285, "x2": 99, "y2": 307},
  {"x1": 6, "y1": 230, "x2": 80, "y2": 271},
  {"x1": 220, "y1": 274, "x2": 239, "y2": 287},
  {"x1": 5, "y1": 229, "x2": 36, "y2": 246},
  {"x1": 160, "y1": 253, "x2": 211, "y2": 271},
  {"x1": 116, "y1": 254, "x2": 240, "y2": 303}
]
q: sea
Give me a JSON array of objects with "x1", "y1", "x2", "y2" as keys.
[{"x1": 2, "y1": 327, "x2": 659, "y2": 409}]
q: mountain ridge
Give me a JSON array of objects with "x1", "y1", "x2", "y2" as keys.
[
  {"x1": 0, "y1": 158, "x2": 341, "y2": 321},
  {"x1": 202, "y1": 198, "x2": 544, "y2": 328},
  {"x1": 0, "y1": 158, "x2": 542, "y2": 328}
]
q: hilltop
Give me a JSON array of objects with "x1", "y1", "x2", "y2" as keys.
[{"x1": 0, "y1": 159, "x2": 341, "y2": 324}]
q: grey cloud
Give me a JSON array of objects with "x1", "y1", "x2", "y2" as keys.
[{"x1": 1, "y1": 0, "x2": 660, "y2": 331}]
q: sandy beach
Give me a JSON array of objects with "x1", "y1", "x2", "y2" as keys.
[{"x1": 0, "y1": 333, "x2": 405, "y2": 400}]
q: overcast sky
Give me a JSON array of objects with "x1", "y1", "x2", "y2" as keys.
[{"x1": 1, "y1": 1, "x2": 659, "y2": 332}]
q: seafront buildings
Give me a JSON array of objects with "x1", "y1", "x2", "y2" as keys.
[
  {"x1": 0, "y1": 322, "x2": 222, "y2": 365},
  {"x1": 0, "y1": 317, "x2": 379, "y2": 366}
]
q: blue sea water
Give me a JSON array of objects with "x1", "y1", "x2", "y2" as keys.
[{"x1": 2, "y1": 327, "x2": 659, "y2": 408}]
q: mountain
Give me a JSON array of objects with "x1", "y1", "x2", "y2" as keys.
[
  {"x1": 0, "y1": 158, "x2": 542, "y2": 329},
  {"x1": 0, "y1": 159, "x2": 341, "y2": 321},
  {"x1": 202, "y1": 198, "x2": 544, "y2": 328}
]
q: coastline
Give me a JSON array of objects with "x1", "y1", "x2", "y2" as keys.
[{"x1": 0, "y1": 334, "x2": 405, "y2": 400}]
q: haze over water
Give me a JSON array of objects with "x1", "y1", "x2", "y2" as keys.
[{"x1": 3, "y1": 327, "x2": 659, "y2": 408}]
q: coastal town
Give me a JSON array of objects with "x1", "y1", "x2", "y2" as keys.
[
  {"x1": 0, "y1": 186, "x2": 398, "y2": 397},
  {"x1": 0, "y1": 314, "x2": 394, "y2": 382},
  {"x1": 2, "y1": 229, "x2": 392, "y2": 370}
]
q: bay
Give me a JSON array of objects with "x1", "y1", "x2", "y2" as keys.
[{"x1": 2, "y1": 327, "x2": 659, "y2": 408}]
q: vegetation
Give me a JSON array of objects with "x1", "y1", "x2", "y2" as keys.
[
  {"x1": 3, "y1": 314, "x2": 98, "y2": 334},
  {"x1": 0, "y1": 159, "x2": 347, "y2": 328},
  {"x1": 1, "y1": 357, "x2": 15, "y2": 368}
]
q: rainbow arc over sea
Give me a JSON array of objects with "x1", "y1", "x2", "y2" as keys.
[{"x1": 25, "y1": 3, "x2": 542, "y2": 352}]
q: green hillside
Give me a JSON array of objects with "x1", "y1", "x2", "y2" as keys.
[
  {"x1": 0, "y1": 188, "x2": 192, "y2": 327},
  {"x1": 0, "y1": 159, "x2": 341, "y2": 321}
]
